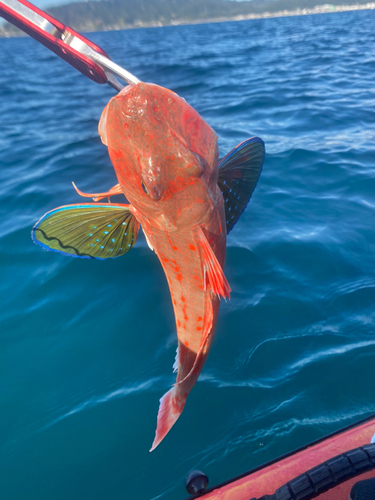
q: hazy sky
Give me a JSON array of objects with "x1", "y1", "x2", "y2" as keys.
[
  {"x1": 28, "y1": 0, "x2": 243, "y2": 11},
  {"x1": 33, "y1": 0, "x2": 75, "y2": 9}
]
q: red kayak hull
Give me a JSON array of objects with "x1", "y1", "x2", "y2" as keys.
[{"x1": 200, "y1": 416, "x2": 375, "y2": 499}]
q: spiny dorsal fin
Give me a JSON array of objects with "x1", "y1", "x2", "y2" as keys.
[
  {"x1": 32, "y1": 203, "x2": 139, "y2": 259},
  {"x1": 218, "y1": 137, "x2": 265, "y2": 234}
]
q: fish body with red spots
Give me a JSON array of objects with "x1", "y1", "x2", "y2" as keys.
[
  {"x1": 32, "y1": 82, "x2": 265, "y2": 450},
  {"x1": 100, "y1": 83, "x2": 230, "y2": 450}
]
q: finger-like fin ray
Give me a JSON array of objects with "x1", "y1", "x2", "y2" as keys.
[{"x1": 72, "y1": 182, "x2": 123, "y2": 202}]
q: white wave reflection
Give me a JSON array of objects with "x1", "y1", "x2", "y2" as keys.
[
  {"x1": 235, "y1": 330, "x2": 342, "y2": 372},
  {"x1": 40, "y1": 378, "x2": 161, "y2": 431},
  {"x1": 360, "y1": 199, "x2": 375, "y2": 209},
  {"x1": 206, "y1": 336, "x2": 375, "y2": 389},
  {"x1": 324, "y1": 275, "x2": 375, "y2": 301},
  {"x1": 188, "y1": 407, "x2": 373, "y2": 469},
  {"x1": 290, "y1": 339, "x2": 375, "y2": 371},
  {"x1": 199, "y1": 372, "x2": 277, "y2": 389}
]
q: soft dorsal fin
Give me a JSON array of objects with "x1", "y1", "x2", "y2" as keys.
[
  {"x1": 32, "y1": 203, "x2": 139, "y2": 259},
  {"x1": 72, "y1": 182, "x2": 123, "y2": 202},
  {"x1": 218, "y1": 137, "x2": 265, "y2": 234}
]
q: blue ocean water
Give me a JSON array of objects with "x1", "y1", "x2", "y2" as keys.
[{"x1": 1, "y1": 9, "x2": 375, "y2": 499}]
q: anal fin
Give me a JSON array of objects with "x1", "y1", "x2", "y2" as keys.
[
  {"x1": 173, "y1": 345, "x2": 179, "y2": 373},
  {"x1": 195, "y1": 226, "x2": 231, "y2": 300}
]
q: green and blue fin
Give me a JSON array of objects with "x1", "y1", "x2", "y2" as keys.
[
  {"x1": 32, "y1": 203, "x2": 139, "y2": 260},
  {"x1": 218, "y1": 137, "x2": 265, "y2": 234}
]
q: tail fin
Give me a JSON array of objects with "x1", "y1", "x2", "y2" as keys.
[{"x1": 150, "y1": 386, "x2": 186, "y2": 452}]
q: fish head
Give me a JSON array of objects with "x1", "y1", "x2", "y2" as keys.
[{"x1": 99, "y1": 83, "x2": 219, "y2": 227}]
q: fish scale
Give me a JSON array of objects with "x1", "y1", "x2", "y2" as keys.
[{"x1": 151, "y1": 226, "x2": 224, "y2": 357}]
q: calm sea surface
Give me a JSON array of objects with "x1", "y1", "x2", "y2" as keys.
[{"x1": 1, "y1": 10, "x2": 375, "y2": 500}]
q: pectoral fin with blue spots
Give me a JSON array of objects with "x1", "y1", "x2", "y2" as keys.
[
  {"x1": 218, "y1": 137, "x2": 265, "y2": 234},
  {"x1": 32, "y1": 203, "x2": 139, "y2": 259}
]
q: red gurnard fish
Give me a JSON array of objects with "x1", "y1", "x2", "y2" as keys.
[{"x1": 32, "y1": 83, "x2": 265, "y2": 450}]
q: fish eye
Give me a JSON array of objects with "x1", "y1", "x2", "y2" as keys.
[
  {"x1": 192, "y1": 151, "x2": 203, "y2": 165},
  {"x1": 141, "y1": 180, "x2": 149, "y2": 196}
]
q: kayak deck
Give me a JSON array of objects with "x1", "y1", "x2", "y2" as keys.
[{"x1": 194, "y1": 415, "x2": 375, "y2": 500}]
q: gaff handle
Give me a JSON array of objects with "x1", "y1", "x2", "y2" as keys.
[
  {"x1": 0, "y1": 0, "x2": 109, "y2": 83},
  {"x1": 0, "y1": 0, "x2": 140, "y2": 90}
]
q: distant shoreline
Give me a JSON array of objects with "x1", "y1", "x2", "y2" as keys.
[{"x1": 1, "y1": 2, "x2": 375, "y2": 38}]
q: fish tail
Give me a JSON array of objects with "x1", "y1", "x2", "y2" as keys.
[
  {"x1": 150, "y1": 386, "x2": 186, "y2": 452},
  {"x1": 150, "y1": 300, "x2": 214, "y2": 451}
]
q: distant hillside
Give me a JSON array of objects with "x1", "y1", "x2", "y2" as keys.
[
  {"x1": 1, "y1": 0, "x2": 374, "y2": 35},
  {"x1": 49, "y1": 0, "x2": 260, "y2": 31}
]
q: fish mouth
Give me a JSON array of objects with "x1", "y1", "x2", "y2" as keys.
[
  {"x1": 98, "y1": 84, "x2": 136, "y2": 145},
  {"x1": 98, "y1": 104, "x2": 108, "y2": 145}
]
